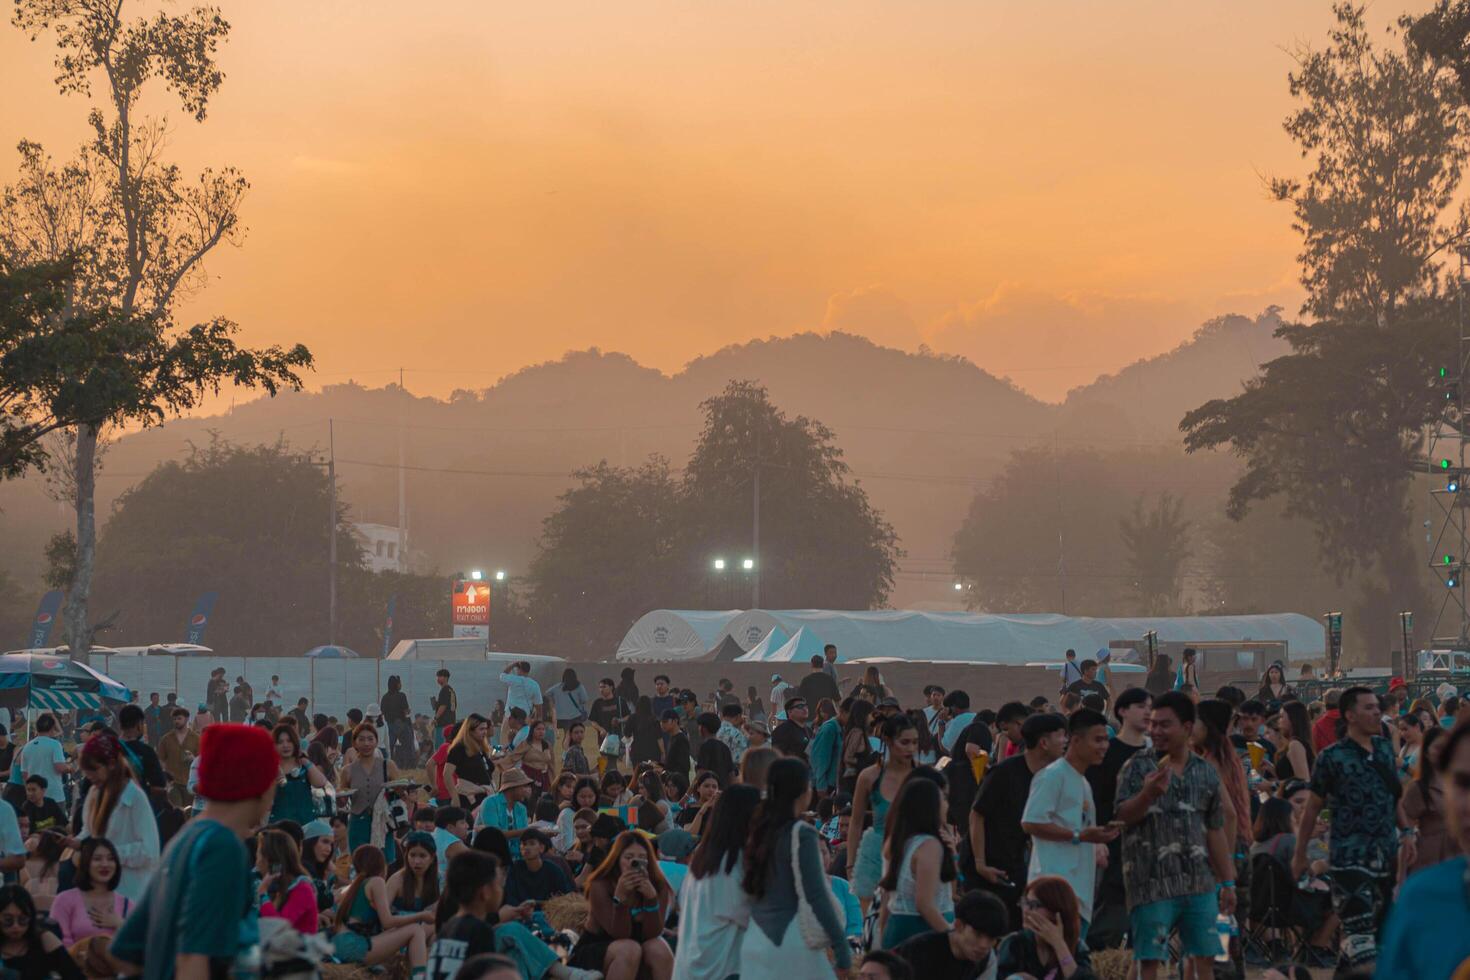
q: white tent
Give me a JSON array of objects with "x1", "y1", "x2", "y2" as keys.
[
  {"x1": 736, "y1": 626, "x2": 790, "y2": 662},
  {"x1": 615, "y1": 610, "x2": 742, "y2": 662},
  {"x1": 722, "y1": 610, "x2": 786, "y2": 651},
  {"x1": 736, "y1": 626, "x2": 827, "y2": 663},
  {"x1": 615, "y1": 609, "x2": 1324, "y2": 665}
]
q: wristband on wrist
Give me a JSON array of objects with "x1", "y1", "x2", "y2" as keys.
[
  {"x1": 1059, "y1": 955, "x2": 1077, "y2": 969},
  {"x1": 1220, "y1": 880, "x2": 1235, "y2": 889},
  {"x1": 1070, "y1": 829, "x2": 1080, "y2": 845}
]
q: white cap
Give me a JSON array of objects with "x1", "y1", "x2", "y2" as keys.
[
  {"x1": 364, "y1": 703, "x2": 382, "y2": 716},
  {"x1": 770, "y1": 673, "x2": 782, "y2": 683}
]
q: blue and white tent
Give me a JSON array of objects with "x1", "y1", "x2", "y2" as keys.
[
  {"x1": 0, "y1": 654, "x2": 131, "y2": 710},
  {"x1": 304, "y1": 645, "x2": 361, "y2": 659}
]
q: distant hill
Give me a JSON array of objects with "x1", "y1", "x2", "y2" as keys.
[
  {"x1": 0, "y1": 320, "x2": 1281, "y2": 610},
  {"x1": 1058, "y1": 309, "x2": 1289, "y2": 441}
]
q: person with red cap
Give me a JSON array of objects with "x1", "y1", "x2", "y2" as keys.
[{"x1": 111, "y1": 723, "x2": 280, "y2": 980}]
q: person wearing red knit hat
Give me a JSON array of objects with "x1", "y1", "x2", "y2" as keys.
[{"x1": 112, "y1": 723, "x2": 280, "y2": 980}]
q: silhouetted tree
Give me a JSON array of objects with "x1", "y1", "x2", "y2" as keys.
[{"x1": 1119, "y1": 493, "x2": 1192, "y2": 616}]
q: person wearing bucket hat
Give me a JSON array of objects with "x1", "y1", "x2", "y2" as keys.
[
  {"x1": 112, "y1": 724, "x2": 279, "y2": 979},
  {"x1": 476, "y1": 769, "x2": 533, "y2": 858}
]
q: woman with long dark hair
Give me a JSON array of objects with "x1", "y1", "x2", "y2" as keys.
[
  {"x1": 386, "y1": 832, "x2": 440, "y2": 924},
  {"x1": 20, "y1": 831, "x2": 64, "y2": 914},
  {"x1": 1257, "y1": 661, "x2": 1298, "y2": 707},
  {"x1": 673, "y1": 784, "x2": 761, "y2": 980},
  {"x1": 677, "y1": 771, "x2": 722, "y2": 833},
  {"x1": 1401, "y1": 725, "x2": 1459, "y2": 877},
  {"x1": 1398, "y1": 712, "x2": 1426, "y2": 779},
  {"x1": 839, "y1": 699, "x2": 875, "y2": 794},
  {"x1": 301, "y1": 819, "x2": 339, "y2": 911},
  {"x1": 269, "y1": 722, "x2": 329, "y2": 826},
  {"x1": 568, "y1": 831, "x2": 674, "y2": 979},
  {"x1": 877, "y1": 776, "x2": 956, "y2": 947},
  {"x1": 506, "y1": 719, "x2": 554, "y2": 793},
  {"x1": 50, "y1": 838, "x2": 129, "y2": 947},
  {"x1": 0, "y1": 884, "x2": 81, "y2": 980},
  {"x1": 848, "y1": 714, "x2": 918, "y2": 911},
  {"x1": 1275, "y1": 700, "x2": 1316, "y2": 783},
  {"x1": 256, "y1": 828, "x2": 319, "y2": 934},
  {"x1": 1144, "y1": 652, "x2": 1173, "y2": 697},
  {"x1": 624, "y1": 697, "x2": 663, "y2": 768},
  {"x1": 740, "y1": 758, "x2": 851, "y2": 974},
  {"x1": 329, "y1": 845, "x2": 429, "y2": 968},
  {"x1": 72, "y1": 733, "x2": 158, "y2": 904},
  {"x1": 1193, "y1": 698, "x2": 1251, "y2": 977}
]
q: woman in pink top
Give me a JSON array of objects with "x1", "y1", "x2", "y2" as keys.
[
  {"x1": 257, "y1": 829, "x2": 320, "y2": 934},
  {"x1": 49, "y1": 839, "x2": 131, "y2": 947}
]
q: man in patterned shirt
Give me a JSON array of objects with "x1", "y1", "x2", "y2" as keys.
[
  {"x1": 1116, "y1": 690, "x2": 1236, "y2": 980},
  {"x1": 1292, "y1": 686, "x2": 1402, "y2": 973},
  {"x1": 716, "y1": 702, "x2": 749, "y2": 763}
]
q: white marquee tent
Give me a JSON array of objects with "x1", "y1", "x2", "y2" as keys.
[{"x1": 616, "y1": 609, "x2": 1325, "y2": 666}]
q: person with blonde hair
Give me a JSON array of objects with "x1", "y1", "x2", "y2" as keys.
[{"x1": 443, "y1": 714, "x2": 494, "y2": 811}]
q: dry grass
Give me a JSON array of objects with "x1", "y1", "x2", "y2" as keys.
[
  {"x1": 544, "y1": 893, "x2": 590, "y2": 933},
  {"x1": 1090, "y1": 947, "x2": 1131, "y2": 980},
  {"x1": 322, "y1": 962, "x2": 409, "y2": 980}
]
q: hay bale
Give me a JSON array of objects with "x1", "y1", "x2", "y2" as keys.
[
  {"x1": 544, "y1": 892, "x2": 590, "y2": 933},
  {"x1": 1089, "y1": 947, "x2": 1132, "y2": 980}
]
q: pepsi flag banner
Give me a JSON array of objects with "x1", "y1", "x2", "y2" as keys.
[
  {"x1": 185, "y1": 591, "x2": 219, "y2": 645},
  {"x1": 28, "y1": 591, "x2": 62, "y2": 649}
]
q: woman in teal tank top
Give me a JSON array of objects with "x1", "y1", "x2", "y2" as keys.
[
  {"x1": 847, "y1": 714, "x2": 918, "y2": 909},
  {"x1": 269, "y1": 724, "x2": 329, "y2": 826}
]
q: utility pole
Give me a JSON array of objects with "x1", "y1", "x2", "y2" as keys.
[
  {"x1": 752, "y1": 428, "x2": 761, "y2": 608},
  {"x1": 1053, "y1": 430, "x2": 1067, "y2": 615},
  {"x1": 328, "y1": 418, "x2": 338, "y2": 646},
  {"x1": 397, "y1": 367, "x2": 407, "y2": 573}
]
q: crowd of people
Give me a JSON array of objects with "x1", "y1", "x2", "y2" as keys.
[{"x1": 0, "y1": 647, "x2": 1468, "y2": 979}]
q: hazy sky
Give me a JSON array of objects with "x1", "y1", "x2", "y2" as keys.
[{"x1": 0, "y1": 2, "x2": 1424, "y2": 402}]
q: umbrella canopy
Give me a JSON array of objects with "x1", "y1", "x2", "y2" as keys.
[
  {"x1": 304, "y1": 645, "x2": 360, "y2": 659},
  {"x1": 0, "y1": 654, "x2": 131, "y2": 710}
]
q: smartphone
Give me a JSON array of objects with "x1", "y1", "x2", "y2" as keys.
[{"x1": 629, "y1": 856, "x2": 647, "y2": 872}]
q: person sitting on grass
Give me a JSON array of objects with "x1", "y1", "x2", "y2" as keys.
[{"x1": 327, "y1": 844, "x2": 429, "y2": 973}]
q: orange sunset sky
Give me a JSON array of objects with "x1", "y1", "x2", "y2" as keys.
[{"x1": 0, "y1": 1, "x2": 1427, "y2": 402}]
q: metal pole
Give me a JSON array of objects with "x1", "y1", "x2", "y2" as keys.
[
  {"x1": 752, "y1": 429, "x2": 761, "y2": 609},
  {"x1": 329, "y1": 419, "x2": 338, "y2": 647},
  {"x1": 398, "y1": 369, "x2": 407, "y2": 573}
]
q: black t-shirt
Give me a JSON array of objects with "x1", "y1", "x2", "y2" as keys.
[
  {"x1": 21, "y1": 798, "x2": 66, "y2": 835},
  {"x1": 944, "y1": 719, "x2": 994, "y2": 820},
  {"x1": 0, "y1": 743, "x2": 15, "y2": 779},
  {"x1": 589, "y1": 697, "x2": 621, "y2": 733},
  {"x1": 505, "y1": 859, "x2": 573, "y2": 905},
  {"x1": 894, "y1": 929, "x2": 987, "y2": 980},
  {"x1": 123, "y1": 738, "x2": 169, "y2": 802},
  {"x1": 445, "y1": 743, "x2": 492, "y2": 789},
  {"x1": 970, "y1": 754, "x2": 1035, "y2": 875},
  {"x1": 1067, "y1": 678, "x2": 1111, "y2": 704},
  {"x1": 380, "y1": 690, "x2": 410, "y2": 724},
  {"x1": 1085, "y1": 737, "x2": 1145, "y2": 825},
  {"x1": 796, "y1": 672, "x2": 841, "y2": 710},
  {"x1": 434, "y1": 685, "x2": 457, "y2": 727},
  {"x1": 427, "y1": 914, "x2": 497, "y2": 980},
  {"x1": 771, "y1": 720, "x2": 810, "y2": 760}
]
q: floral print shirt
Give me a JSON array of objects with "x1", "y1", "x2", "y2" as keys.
[{"x1": 1117, "y1": 751, "x2": 1224, "y2": 910}]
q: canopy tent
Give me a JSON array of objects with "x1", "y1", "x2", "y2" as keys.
[
  {"x1": 304, "y1": 645, "x2": 360, "y2": 659},
  {"x1": 619, "y1": 610, "x2": 1325, "y2": 665},
  {"x1": 735, "y1": 626, "x2": 827, "y2": 663},
  {"x1": 706, "y1": 635, "x2": 748, "y2": 663},
  {"x1": 721, "y1": 610, "x2": 787, "y2": 652},
  {"x1": 735, "y1": 627, "x2": 790, "y2": 663},
  {"x1": 615, "y1": 610, "x2": 742, "y2": 662},
  {"x1": 0, "y1": 654, "x2": 131, "y2": 710}
]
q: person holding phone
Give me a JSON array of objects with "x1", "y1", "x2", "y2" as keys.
[{"x1": 567, "y1": 831, "x2": 674, "y2": 979}]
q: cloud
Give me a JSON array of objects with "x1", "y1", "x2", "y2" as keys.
[
  {"x1": 289, "y1": 156, "x2": 362, "y2": 175},
  {"x1": 926, "y1": 283, "x2": 1200, "y2": 401},
  {"x1": 820, "y1": 285, "x2": 923, "y2": 351}
]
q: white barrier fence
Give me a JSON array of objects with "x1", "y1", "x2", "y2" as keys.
[{"x1": 90, "y1": 655, "x2": 562, "y2": 723}]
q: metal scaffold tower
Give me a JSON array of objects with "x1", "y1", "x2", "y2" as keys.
[{"x1": 1428, "y1": 257, "x2": 1470, "y2": 660}]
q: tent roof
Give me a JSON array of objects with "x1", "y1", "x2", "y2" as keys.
[{"x1": 616, "y1": 610, "x2": 742, "y2": 662}]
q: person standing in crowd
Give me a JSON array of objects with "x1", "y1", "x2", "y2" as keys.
[
  {"x1": 822, "y1": 643, "x2": 840, "y2": 680},
  {"x1": 1292, "y1": 686, "x2": 1403, "y2": 973},
  {"x1": 1257, "y1": 661, "x2": 1297, "y2": 707},
  {"x1": 289, "y1": 697, "x2": 312, "y2": 734},
  {"x1": 205, "y1": 669, "x2": 228, "y2": 722},
  {"x1": 443, "y1": 715, "x2": 494, "y2": 811},
  {"x1": 380, "y1": 675, "x2": 412, "y2": 766},
  {"x1": 1084, "y1": 686, "x2": 1149, "y2": 947},
  {"x1": 809, "y1": 697, "x2": 843, "y2": 795},
  {"x1": 850, "y1": 714, "x2": 919, "y2": 911},
  {"x1": 1274, "y1": 699, "x2": 1316, "y2": 783},
  {"x1": 117, "y1": 705, "x2": 168, "y2": 814},
  {"x1": 1311, "y1": 687, "x2": 1343, "y2": 753},
  {"x1": 1060, "y1": 649, "x2": 1083, "y2": 692},
  {"x1": 499, "y1": 662, "x2": 543, "y2": 741},
  {"x1": 616, "y1": 667, "x2": 640, "y2": 706},
  {"x1": 1020, "y1": 708, "x2": 1117, "y2": 934},
  {"x1": 1379, "y1": 718, "x2": 1470, "y2": 976},
  {"x1": 771, "y1": 696, "x2": 811, "y2": 761},
  {"x1": 1066, "y1": 659, "x2": 1111, "y2": 709},
  {"x1": 879, "y1": 776, "x2": 957, "y2": 947},
  {"x1": 740, "y1": 758, "x2": 852, "y2": 975},
  {"x1": 269, "y1": 722, "x2": 330, "y2": 827},
  {"x1": 941, "y1": 692, "x2": 993, "y2": 828},
  {"x1": 1142, "y1": 653, "x2": 1172, "y2": 698},
  {"x1": 19, "y1": 714, "x2": 69, "y2": 809},
  {"x1": 798, "y1": 654, "x2": 841, "y2": 712},
  {"x1": 649, "y1": 675, "x2": 675, "y2": 719},
  {"x1": 1399, "y1": 725, "x2": 1458, "y2": 877},
  {"x1": 677, "y1": 690, "x2": 703, "y2": 757},
  {"x1": 340, "y1": 723, "x2": 406, "y2": 864},
  {"x1": 1174, "y1": 648, "x2": 1199, "y2": 691},
  {"x1": 969, "y1": 712, "x2": 1064, "y2": 926},
  {"x1": 839, "y1": 699, "x2": 876, "y2": 794},
  {"x1": 1193, "y1": 698, "x2": 1252, "y2": 977},
  {"x1": 716, "y1": 703, "x2": 749, "y2": 764},
  {"x1": 143, "y1": 694, "x2": 163, "y2": 746},
  {"x1": 547, "y1": 669, "x2": 590, "y2": 745},
  {"x1": 587, "y1": 678, "x2": 623, "y2": 769},
  {"x1": 433, "y1": 669, "x2": 457, "y2": 749},
  {"x1": 1115, "y1": 690, "x2": 1235, "y2": 980},
  {"x1": 938, "y1": 691, "x2": 976, "y2": 756},
  {"x1": 659, "y1": 710, "x2": 691, "y2": 777},
  {"x1": 111, "y1": 723, "x2": 280, "y2": 978},
  {"x1": 227, "y1": 685, "x2": 249, "y2": 723},
  {"x1": 695, "y1": 713, "x2": 735, "y2": 787},
  {"x1": 70, "y1": 732, "x2": 160, "y2": 904},
  {"x1": 673, "y1": 784, "x2": 760, "y2": 980}
]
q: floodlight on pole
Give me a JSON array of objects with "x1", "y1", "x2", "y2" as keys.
[
  {"x1": 713, "y1": 558, "x2": 726, "y2": 571},
  {"x1": 742, "y1": 558, "x2": 755, "y2": 570},
  {"x1": 470, "y1": 569, "x2": 483, "y2": 582},
  {"x1": 495, "y1": 570, "x2": 506, "y2": 582}
]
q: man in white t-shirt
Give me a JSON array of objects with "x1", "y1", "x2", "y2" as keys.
[
  {"x1": 19, "y1": 713, "x2": 71, "y2": 804},
  {"x1": 1020, "y1": 708, "x2": 1118, "y2": 929}
]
